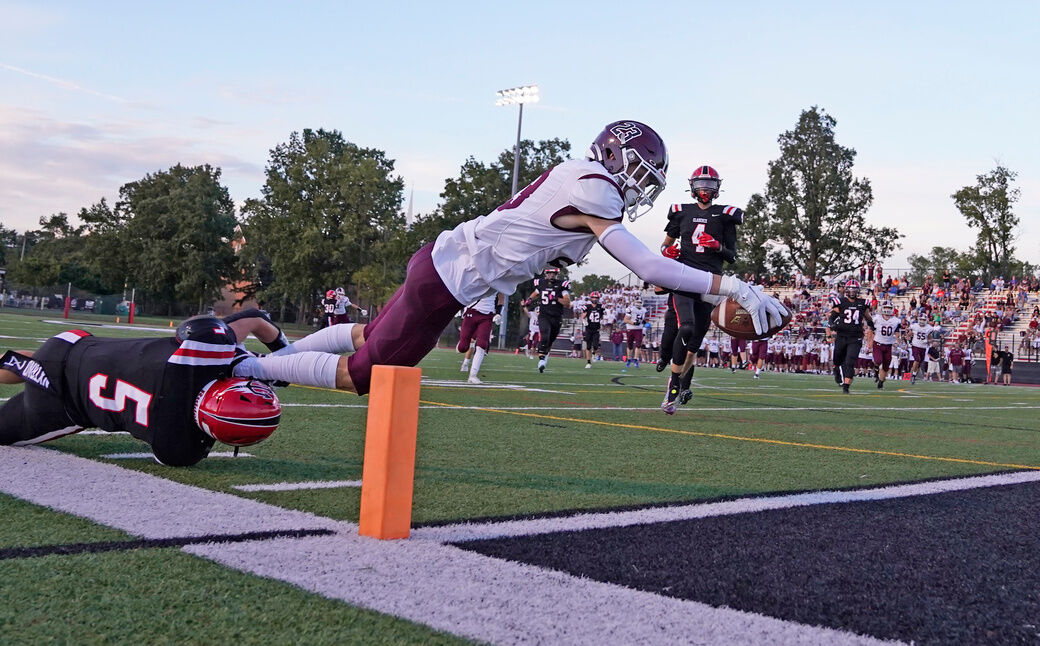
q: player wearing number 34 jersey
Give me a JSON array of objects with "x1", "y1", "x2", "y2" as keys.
[{"x1": 828, "y1": 279, "x2": 873, "y2": 394}]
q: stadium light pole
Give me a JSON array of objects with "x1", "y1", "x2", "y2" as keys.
[{"x1": 495, "y1": 84, "x2": 539, "y2": 348}]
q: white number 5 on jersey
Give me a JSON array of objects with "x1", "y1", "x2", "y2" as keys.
[{"x1": 88, "y1": 374, "x2": 153, "y2": 426}]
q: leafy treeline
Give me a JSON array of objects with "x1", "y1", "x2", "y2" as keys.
[{"x1": 4, "y1": 108, "x2": 1028, "y2": 321}]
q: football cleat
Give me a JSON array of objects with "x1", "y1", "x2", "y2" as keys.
[
  {"x1": 911, "y1": 373, "x2": 917, "y2": 385},
  {"x1": 660, "y1": 399, "x2": 676, "y2": 415},
  {"x1": 538, "y1": 359, "x2": 546, "y2": 373},
  {"x1": 833, "y1": 367, "x2": 842, "y2": 385},
  {"x1": 877, "y1": 380, "x2": 884, "y2": 389},
  {"x1": 467, "y1": 375, "x2": 482, "y2": 385},
  {"x1": 842, "y1": 384, "x2": 850, "y2": 394},
  {"x1": 678, "y1": 390, "x2": 693, "y2": 405},
  {"x1": 656, "y1": 357, "x2": 668, "y2": 372},
  {"x1": 460, "y1": 360, "x2": 469, "y2": 372},
  {"x1": 584, "y1": 363, "x2": 591, "y2": 369}
]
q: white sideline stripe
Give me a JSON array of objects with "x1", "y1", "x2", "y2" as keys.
[
  {"x1": 233, "y1": 480, "x2": 362, "y2": 492},
  {"x1": 0, "y1": 446, "x2": 898, "y2": 646},
  {"x1": 101, "y1": 451, "x2": 252, "y2": 459},
  {"x1": 279, "y1": 403, "x2": 1040, "y2": 413},
  {"x1": 42, "y1": 319, "x2": 174, "y2": 334},
  {"x1": 420, "y1": 378, "x2": 573, "y2": 394},
  {"x1": 79, "y1": 430, "x2": 130, "y2": 435},
  {"x1": 411, "y1": 470, "x2": 1040, "y2": 544}
]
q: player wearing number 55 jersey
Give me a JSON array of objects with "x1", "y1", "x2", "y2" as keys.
[
  {"x1": 828, "y1": 279, "x2": 873, "y2": 394},
  {"x1": 868, "y1": 300, "x2": 902, "y2": 389}
]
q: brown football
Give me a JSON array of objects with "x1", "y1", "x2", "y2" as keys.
[{"x1": 711, "y1": 298, "x2": 792, "y2": 340}]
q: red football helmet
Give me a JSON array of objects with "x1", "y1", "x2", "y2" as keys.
[
  {"x1": 194, "y1": 378, "x2": 281, "y2": 447},
  {"x1": 326, "y1": 289, "x2": 336, "y2": 299},
  {"x1": 587, "y1": 120, "x2": 668, "y2": 221},
  {"x1": 689, "y1": 165, "x2": 721, "y2": 204},
  {"x1": 589, "y1": 291, "x2": 600, "y2": 301},
  {"x1": 844, "y1": 279, "x2": 861, "y2": 299}
]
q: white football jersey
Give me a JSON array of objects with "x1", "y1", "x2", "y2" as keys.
[
  {"x1": 432, "y1": 159, "x2": 624, "y2": 304},
  {"x1": 470, "y1": 294, "x2": 498, "y2": 315},
  {"x1": 708, "y1": 339, "x2": 720, "y2": 353},
  {"x1": 626, "y1": 306, "x2": 647, "y2": 329},
  {"x1": 873, "y1": 315, "x2": 902, "y2": 345},
  {"x1": 909, "y1": 322, "x2": 937, "y2": 348}
]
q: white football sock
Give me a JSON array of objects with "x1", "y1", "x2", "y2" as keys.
[
  {"x1": 469, "y1": 346, "x2": 486, "y2": 379},
  {"x1": 234, "y1": 352, "x2": 339, "y2": 388},
  {"x1": 271, "y1": 323, "x2": 355, "y2": 356}
]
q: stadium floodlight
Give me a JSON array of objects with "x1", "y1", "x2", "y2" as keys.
[{"x1": 495, "y1": 84, "x2": 539, "y2": 348}]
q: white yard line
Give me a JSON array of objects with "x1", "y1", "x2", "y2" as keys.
[
  {"x1": 279, "y1": 403, "x2": 1040, "y2": 413},
  {"x1": 101, "y1": 451, "x2": 252, "y2": 459},
  {"x1": 0, "y1": 446, "x2": 898, "y2": 646},
  {"x1": 233, "y1": 480, "x2": 362, "y2": 492}
]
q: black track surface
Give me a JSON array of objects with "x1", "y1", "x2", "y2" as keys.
[{"x1": 456, "y1": 482, "x2": 1040, "y2": 645}]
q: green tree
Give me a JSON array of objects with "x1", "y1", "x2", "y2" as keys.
[
  {"x1": 239, "y1": 129, "x2": 406, "y2": 322},
  {"x1": 905, "y1": 246, "x2": 978, "y2": 285},
  {"x1": 951, "y1": 165, "x2": 1020, "y2": 279},
  {"x1": 752, "y1": 107, "x2": 902, "y2": 279},
  {"x1": 7, "y1": 213, "x2": 107, "y2": 291},
  {"x1": 116, "y1": 164, "x2": 238, "y2": 315},
  {"x1": 572, "y1": 273, "x2": 616, "y2": 295}
]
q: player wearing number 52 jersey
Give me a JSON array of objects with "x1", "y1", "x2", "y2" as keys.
[
  {"x1": 868, "y1": 300, "x2": 902, "y2": 389},
  {"x1": 828, "y1": 279, "x2": 873, "y2": 394}
]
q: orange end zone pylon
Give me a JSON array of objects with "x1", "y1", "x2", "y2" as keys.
[{"x1": 359, "y1": 365, "x2": 421, "y2": 539}]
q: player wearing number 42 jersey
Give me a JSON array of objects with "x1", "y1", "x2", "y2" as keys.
[
  {"x1": 828, "y1": 279, "x2": 873, "y2": 394},
  {"x1": 868, "y1": 300, "x2": 902, "y2": 389}
]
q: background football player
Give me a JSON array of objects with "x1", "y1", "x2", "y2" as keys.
[
  {"x1": 457, "y1": 293, "x2": 503, "y2": 384},
  {"x1": 525, "y1": 268, "x2": 571, "y2": 373},
  {"x1": 658, "y1": 165, "x2": 744, "y2": 414},
  {"x1": 623, "y1": 297, "x2": 647, "y2": 367},
  {"x1": 828, "y1": 279, "x2": 872, "y2": 394},
  {"x1": 869, "y1": 300, "x2": 902, "y2": 389},
  {"x1": 908, "y1": 314, "x2": 941, "y2": 384},
  {"x1": 582, "y1": 291, "x2": 606, "y2": 367}
]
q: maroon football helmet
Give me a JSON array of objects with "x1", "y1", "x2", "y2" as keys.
[
  {"x1": 194, "y1": 378, "x2": 281, "y2": 447},
  {"x1": 689, "y1": 165, "x2": 721, "y2": 204},
  {"x1": 587, "y1": 120, "x2": 668, "y2": 221}
]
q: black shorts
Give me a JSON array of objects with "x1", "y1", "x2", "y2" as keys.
[
  {"x1": 584, "y1": 328, "x2": 601, "y2": 351},
  {"x1": 0, "y1": 338, "x2": 83, "y2": 445}
]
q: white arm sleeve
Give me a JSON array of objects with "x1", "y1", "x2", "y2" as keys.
[
  {"x1": 233, "y1": 352, "x2": 340, "y2": 389},
  {"x1": 597, "y1": 223, "x2": 713, "y2": 295}
]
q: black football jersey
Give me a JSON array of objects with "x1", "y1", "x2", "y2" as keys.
[
  {"x1": 830, "y1": 297, "x2": 869, "y2": 337},
  {"x1": 584, "y1": 304, "x2": 605, "y2": 330},
  {"x1": 664, "y1": 203, "x2": 743, "y2": 273},
  {"x1": 322, "y1": 297, "x2": 337, "y2": 315},
  {"x1": 534, "y1": 277, "x2": 570, "y2": 318},
  {"x1": 62, "y1": 335, "x2": 236, "y2": 444}
]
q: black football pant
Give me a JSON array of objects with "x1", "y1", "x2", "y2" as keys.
[
  {"x1": 0, "y1": 339, "x2": 84, "y2": 446},
  {"x1": 833, "y1": 335, "x2": 863, "y2": 382},
  {"x1": 537, "y1": 314, "x2": 562, "y2": 356},
  {"x1": 670, "y1": 294, "x2": 714, "y2": 366},
  {"x1": 658, "y1": 295, "x2": 678, "y2": 365}
]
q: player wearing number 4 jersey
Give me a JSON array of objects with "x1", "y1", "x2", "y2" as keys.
[
  {"x1": 658, "y1": 165, "x2": 743, "y2": 414},
  {"x1": 828, "y1": 279, "x2": 873, "y2": 394},
  {"x1": 868, "y1": 300, "x2": 902, "y2": 389}
]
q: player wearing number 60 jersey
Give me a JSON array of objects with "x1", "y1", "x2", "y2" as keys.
[
  {"x1": 869, "y1": 300, "x2": 902, "y2": 389},
  {"x1": 828, "y1": 279, "x2": 873, "y2": 394}
]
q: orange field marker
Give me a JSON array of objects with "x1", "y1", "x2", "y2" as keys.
[{"x1": 359, "y1": 365, "x2": 422, "y2": 539}]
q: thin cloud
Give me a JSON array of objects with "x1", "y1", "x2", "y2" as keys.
[{"x1": 0, "y1": 62, "x2": 128, "y2": 103}]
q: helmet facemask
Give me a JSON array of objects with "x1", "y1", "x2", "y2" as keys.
[
  {"x1": 614, "y1": 147, "x2": 667, "y2": 221},
  {"x1": 690, "y1": 178, "x2": 720, "y2": 204}
]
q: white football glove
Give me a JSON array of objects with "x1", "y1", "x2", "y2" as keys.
[
  {"x1": 718, "y1": 276, "x2": 789, "y2": 336},
  {"x1": 360, "y1": 309, "x2": 368, "y2": 316},
  {"x1": 493, "y1": 314, "x2": 502, "y2": 325}
]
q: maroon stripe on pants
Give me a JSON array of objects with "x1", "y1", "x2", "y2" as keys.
[{"x1": 347, "y1": 243, "x2": 464, "y2": 395}]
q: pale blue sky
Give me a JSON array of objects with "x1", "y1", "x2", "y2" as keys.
[{"x1": 2, "y1": 0, "x2": 1037, "y2": 278}]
